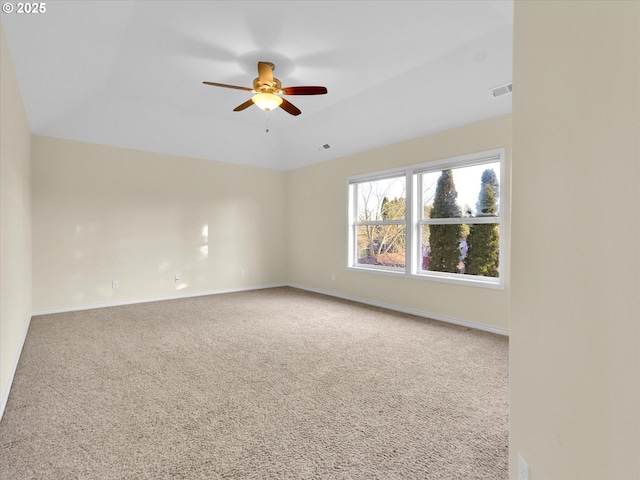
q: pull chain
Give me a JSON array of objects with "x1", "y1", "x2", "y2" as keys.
[{"x1": 265, "y1": 109, "x2": 270, "y2": 133}]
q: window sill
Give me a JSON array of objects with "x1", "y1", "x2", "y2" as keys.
[{"x1": 347, "y1": 265, "x2": 504, "y2": 290}]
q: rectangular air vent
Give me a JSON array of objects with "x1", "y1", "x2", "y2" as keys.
[{"x1": 491, "y1": 82, "x2": 513, "y2": 97}]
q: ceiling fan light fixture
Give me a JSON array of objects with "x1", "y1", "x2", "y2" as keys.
[
  {"x1": 252, "y1": 93, "x2": 283, "y2": 111},
  {"x1": 204, "y1": 62, "x2": 326, "y2": 116}
]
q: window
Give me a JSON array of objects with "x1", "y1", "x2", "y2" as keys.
[
  {"x1": 348, "y1": 149, "x2": 504, "y2": 288},
  {"x1": 352, "y1": 175, "x2": 407, "y2": 270}
]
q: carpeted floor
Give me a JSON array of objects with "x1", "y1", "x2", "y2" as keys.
[{"x1": 0, "y1": 287, "x2": 508, "y2": 479}]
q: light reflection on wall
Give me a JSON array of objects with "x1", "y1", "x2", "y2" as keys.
[
  {"x1": 157, "y1": 261, "x2": 171, "y2": 273},
  {"x1": 74, "y1": 225, "x2": 84, "y2": 262},
  {"x1": 199, "y1": 224, "x2": 209, "y2": 259}
]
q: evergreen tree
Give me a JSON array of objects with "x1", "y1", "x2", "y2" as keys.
[
  {"x1": 428, "y1": 170, "x2": 462, "y2": 273},
  {"x1": 381, "y1": 196, "x2": 390, "y2": 220},
  {"x1": 480, "y1": 169, "x2": 499, "y2": 204},
  {"x1": 465, "y1": 179, "x2": 499, "y2": 277},
  {"x1": 378, "y1": 196, "x2": 406, "y2": 255}
]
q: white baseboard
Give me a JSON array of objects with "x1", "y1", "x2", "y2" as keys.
[
  {"x1": 31, "y1": 282, "x2": 508, "y2": 336},
  {"x1": 30, "y1": 283, "x2": 287, "y2": 317},
  {"x1": 287, "y1": 283, "x2": 509, "y2": 336},
  {"x1": 0, "y1": 313, "x2": 32, "y2": 422}
]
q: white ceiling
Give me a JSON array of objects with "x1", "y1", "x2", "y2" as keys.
[{"x1": 1, "y1": 1, "x2": 513, "y2": 171}]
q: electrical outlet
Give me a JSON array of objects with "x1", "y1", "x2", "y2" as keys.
[
  {"x1": 174, "y1": 275, "x2": 180, "y2": 283},
  {"x1": 518, "y1": 453, "x2": 530, "y2": 480},
  {"x1": 331, "y1": 273, "x2": 336, "y2": 281},
  {"x1": 240, "y1": 270, "x2": 246, "y2": 277},
  {"x1": 112, "y1": 280, "x2": 119, "y2": 289}
]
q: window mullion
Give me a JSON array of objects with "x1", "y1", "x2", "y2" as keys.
[
  {"x1": 355, "y1": 220, "x2": 405, "y2": 226},
  {"x1": 404, "y1": 169, "x2": 412, "y2": 275},
  {"x1": 420, "y1": 217, "x2": 500, "y2": 225}
]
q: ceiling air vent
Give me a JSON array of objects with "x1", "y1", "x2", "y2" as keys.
[{"x1": 491, "y1": 82, "x2": 513, "y2": 97}]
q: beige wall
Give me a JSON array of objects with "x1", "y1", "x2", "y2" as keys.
[
  {"x1": 510, "y1": 1, "x2": 640, "y2": 478},
  {"x1": 31, "y1": 136, "x2": 287, "y2": 311},
  {"x1": 287, "y1": 115, "x2": 511, "y2": 332},
  {"x1": 31, "y1": 115, "x2": 511, "y2": 331},
  {"x1": 0, "y1": 25, "x2": 32, "y2": 411}
]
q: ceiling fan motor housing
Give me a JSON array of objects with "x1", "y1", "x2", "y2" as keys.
[{"x1": 253, "y1": 77, "x2": 282, "y2": 94}]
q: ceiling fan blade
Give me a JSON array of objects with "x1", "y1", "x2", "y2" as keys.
[
  {"x1": 233, "y1": 98, "x2": 254, "y2": 112},
  {"x1": 282, "y1": 86, "x2": 328, "y2": 95},
  {"x1": 258, "y1": 62, "x2": 274, "y2": 84},
  {"x1": 203, "y1": 81, "x2": 253, "y2": 92},
  {"x1": 279, "y1": 98, "x2": 301, "y2": 116}
]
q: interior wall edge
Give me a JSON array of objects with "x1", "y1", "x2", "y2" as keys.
[{"x1": 0, "y1": 313, "x2": 32, "y2": 423}]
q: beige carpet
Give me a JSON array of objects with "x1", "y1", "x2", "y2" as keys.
[{"x1": 0, "y1": 287, "x2": 508, "y2": 479}]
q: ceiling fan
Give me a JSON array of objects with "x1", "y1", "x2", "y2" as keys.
[{"x1": 203, "y1": 61, "x2": 327, "y2": 116}]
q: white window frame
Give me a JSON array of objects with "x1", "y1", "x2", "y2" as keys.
[
  {"x1": 347, "y1": 170, "x2": 409, "y2": 275},
  {"x1": 347, "y1": 149, "x2": 505, "y2": 289}
]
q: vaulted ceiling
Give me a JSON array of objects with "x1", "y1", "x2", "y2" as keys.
[{"x1": 1, "y1": 1, "x2": 513, "y2": 170}]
